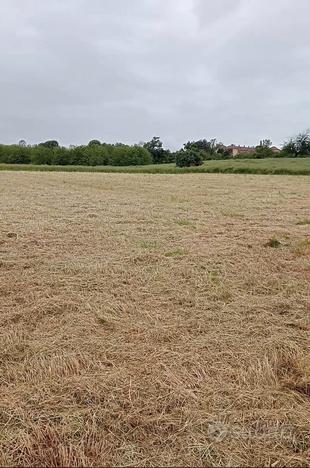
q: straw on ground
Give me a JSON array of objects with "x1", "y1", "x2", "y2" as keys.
[{"x1": 0, "y1": 172, "x2": 309, "y2": 466}]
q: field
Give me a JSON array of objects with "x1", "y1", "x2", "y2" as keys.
[
  {"x1": 1, "y1": 157, "x2": 310, "y2": 175},
  {"x1": 0, "y1": 171, "x2": 309, "y2": 466}
]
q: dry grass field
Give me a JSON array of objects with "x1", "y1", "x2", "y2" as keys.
[{"x1": 0, "y1": 172, "x2": 309, "y2": 467}]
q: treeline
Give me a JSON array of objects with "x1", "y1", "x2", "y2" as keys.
[
  {"x1": 0, "y1": 130, "x2": 309, "y2": 167},
  {"x1": 0, "y1": 140, "x2": 153, "y2": 166},
  {"x1": 0, "y1": 136, "x2": 178, "y2": 166},
  {"x1": 176, "y1": 131, "x2": 310, "y2": 167}
]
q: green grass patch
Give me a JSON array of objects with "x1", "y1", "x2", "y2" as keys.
[
  {"x1": 221, "y1": 210, "x2": 245, "y2": 219},
  {"x1": 296, "y1": 219, "x2": 310, "y2": 225},
  {"x1": 1, "y1": 158, "x2": 310, "y2": 175},
  {"x1": 208, "y1": 270, "x2": 221, "y2": 283},
  {"x1": 265, "y1": 237, "x2": 282, "y2": 248},
  {"x1": 164, "y1": 248, "x2": 187, "y2": 258},
  {"x1": 138, "y1": 240, "x2": 157, "y2": 249},
  {"x1": 175, "y1": 219, "x2": 193, "y2": 226}
]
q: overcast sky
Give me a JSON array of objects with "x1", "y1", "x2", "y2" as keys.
[{"x1": 0, "y1": 0, "x2": 309, "y2": 149}]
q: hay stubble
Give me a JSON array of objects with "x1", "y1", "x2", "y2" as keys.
[{"x1": 0, "y1": 172, "x2": 309, "y2": 466}]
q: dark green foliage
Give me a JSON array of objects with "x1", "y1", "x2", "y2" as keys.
[
  {"x1": 259, "y1": 139, "x2": 272, "y2": 148},
  {"x1": 88, "y1": 139, "x2": 101, "y2": 147},
  {"x1": 283, "y1": 130, "x2": 310, "y2": 157},
  {"x1": 52, "y1": 147, "x2": 70, "y2": 165},
  {"x1": 254, "y1": 139, "x2": 273, "y2": 158},
  {"x1": 182, "y1": 139, "x2": 237, "y2": 161},
  {"x1": 69, "y1": 146, "x2": 89, "y2": 166},
  {"x1": 1, "y1": 130, "x2": 310, "y2": 168},
  {"x1": 184, "y1": 138, "x2": 217, "y2": 156},
  {"x1": 85, "y1": 144, "x2": 110, "y2": 166},
  {"x1": 183, "y1": 139, "x2": 218, "y2": 161},
  {"x1": 31, "y1": 146, "x2": 53, "y2": 165},
  {"x1": 0, "y1": 144, "x2": 31, "y2": 164},
  {"x1": 175, "y1": 149, "x2": 204, "y2": 167},
  {"x1": 282, "y1": 140, "x2": 297, "y2": 156},
  {"x1": 39, "y1": 140, "x2": 59, "y2": 149},
  {"x1": 162, "y1": 149, "x2": 176, "y2": 163},
  {"x1": 255, "y1": 146, "x2": 273, "y2": 158},
  {"x1": 143, "y1": 136, "x2": 171, "y2": 164},
  {"x1": 0, "y1": 142, "x2": 152, "y2": 166},
  {"x1": 216, "y1": 147, "x2": 231, "y2": 159},
  {"x1": 110, "y1": 145, "x2": 152, "y2": 166}
]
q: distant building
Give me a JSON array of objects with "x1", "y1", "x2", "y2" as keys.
[
  {"x1": 225, "y1": 145, "x2": 256, "y2": 157},
  {"x1": 219, "y1": 144, "x2": 281, "y2": 157}
]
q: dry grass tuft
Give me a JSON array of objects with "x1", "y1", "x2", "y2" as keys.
[
  {"x1": 294, "y1": 238, "x2": 310, "y2": 256},
  {"x1": 296, "y1": 219, "x2": 310, "y2": 226},
  {"x1": 264, "y1": 237, "x2": 282, "y2": 248},
  {"x1": 0, "y1": 172, "x2": 309, "y2": 466}
]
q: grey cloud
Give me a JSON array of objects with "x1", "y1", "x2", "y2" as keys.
[{"x1": 0, "y1": 0, "x2": 309, "y2": 148}]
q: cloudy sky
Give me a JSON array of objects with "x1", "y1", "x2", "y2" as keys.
[{"x1": 0, "y1": 0, "x2": 309, "y2": 149}]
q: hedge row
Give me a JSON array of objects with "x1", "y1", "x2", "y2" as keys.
[{"x1": 0, "y1": 143, "x2": 152, "y2": 166}]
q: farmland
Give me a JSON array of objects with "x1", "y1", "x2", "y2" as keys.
[{"x1": 0, "y1": 172, "x2": 309, "y2": 466}]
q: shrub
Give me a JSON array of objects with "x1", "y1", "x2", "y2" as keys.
[
  {"x1": 215, "y1": 147, "x2": 231, "y2": 159},
  {"x1": 52, "y1": 147, "x2": 70, "y2": 165},
  {"x1": 68, "y1": 146, "x2": 89, "y2": 165},
  {"x1": 184, "y1": 139, "x2": 217, "y2": 156},
  {"x1": 175, "y1": 149, "x2": 204, "y2": 167},
  {"x1": 85, "y1": 145, "x2": 110, "y2": 166},
  {"x1": 31, "y1": 146, "x2": 53, "y2": 165},
  {"x1": 109, "y1": 145, "x2": 152, "y2": 166},
  {"x1": 255, "y1": 146, "x2": 273, "y2": 158},
  {"x1": 282, "y1": 131, "x2": 310, "y2": 157},
  {"x1": 0, "y1": 145, "x2": 31, "y2": 164}
]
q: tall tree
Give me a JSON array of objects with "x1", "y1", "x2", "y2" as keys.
[
  {"x1": 259, "y1": 139, "x2": 272, "y2": 148},
  {"x1": 39, "y1": 140, "x2": 59, "y2": 149},
  {"x1": 184, "y1": 139, "x2": 217, "y2": 159},
  {"x1": 283, "y1": 130, "x2": 310, "y2": 157},
  {"x1": 88, "y1": 139, "x2": 101, "y2": 147},
  {"x1": 143, "y1": 136, "x2": 169, "y2": 164}
]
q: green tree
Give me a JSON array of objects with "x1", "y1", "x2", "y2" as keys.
[
  {"x1": 216, "y1": 147, "x2": 231, "y2": 159},
  {"x1": 175, "y1": 149, "x2": 204, "y2": 167},
  {"x1": 69, "y1": 146, "x2": 89, "y2": 165},
  {"x1": 39, "y1": 140, "x2": 59, "y2": 149},
  {"x1": 143, "y1": 136, "x2": 170, "y2": 164},
  {"x1": 259, "y1": 139, "x2": 272, "y2": 148},
  {"x1": 88, "y1": 139, "x2": 101, "y2": 147},
  {"x1": 85, "y1": 144, "x2": 110, "y2": 166},
  {"x1": 283, "y1": 130, "x2": 310, "y2": 157},
  {"x1": 31, "y1": 146, "x2": 52, "y2": 164},
  {"x1": 184, "y1": 139, "x2": 217, "y2": 159},
  {"x1": 109, "y1": 145, "x2": 151, "y2": 166},
  {"x1": 4, "y1": 145, "x2": 31, "y2": 164},
  {"x1": 52, "y1": 147, "x2": 70, "y2": 165}
]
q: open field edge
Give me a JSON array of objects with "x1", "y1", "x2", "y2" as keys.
[{"x1": 1, "y1": 158, "x2": 310, "y2": 175}]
